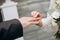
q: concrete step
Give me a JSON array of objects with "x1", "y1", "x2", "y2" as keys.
[
  {"x1": 17, "y1": 1, "x2": 50, "y2": 33},
  {"x1": 17, "y1": 1, "x2": 49, "y2": 17},
  {"x1": 12, "y1": 0, "x2": 50, "y2": 2},
  {"x1": 16, "y1": 0, "x2": 57, "y2": 40}
]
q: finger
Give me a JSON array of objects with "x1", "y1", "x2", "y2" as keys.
[
  {"x1": 37, "y1": 13, "x2": 42, "y2": 19},
  {"x1": 35, "y1": 12, "x2": 40, "y2": 18},
  {"x1": 30, "y1": 17, "x2": 40, "y2": 20},
  {"x1": 31, "y1": 11, "x2": 42, "y2": 18},
  {"x1": 29, "y1": 21, "x2": 40, "y2": 24},
  {"x1": 31, "y1": 11, "x2": 38, "y2": 17},
  {"x1": 29, "y1": 17, "x2": 40, "y2": 22},
  {"x1": 31, "y1": 11, "x2": 35, "y2": 17},
  {"x1": 33, "y1": 11, "x2": 38, "y2": 17}
]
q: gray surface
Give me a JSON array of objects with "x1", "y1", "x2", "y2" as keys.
[
  {"x1": 17, "y1": 0, "x2": 49, "y2": 17},
  {"x1": 0, "y1": 0, "x2": 59, "y2": 40},
  {"x1": 17, "y1": 0, "x2": 49, "y2": 33},
  {"x1": 16, "y1": 0, "x2": 59, "y2": 40}
]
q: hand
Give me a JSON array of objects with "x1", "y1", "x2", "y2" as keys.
[
  {"x1": 31, "y1": 11, "x2": 42, "y2": 18},
  {"x1": 19, "y1": 17, "x2": 40, "y2": 28},
  {"x1": 31, "y1": 11, "x2": 42, "y2": 26}
]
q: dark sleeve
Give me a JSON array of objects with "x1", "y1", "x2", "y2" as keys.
[{"x1": 0, "y1": 19, "x2": 23, "y2": 40}]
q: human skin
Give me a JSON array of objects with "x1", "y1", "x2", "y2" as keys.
[
  {"x1": 31, "y1": 11, "x2": 42, "y2": 26},
  {"x1": 19, "y1": 17, "x2": 40, "y2": 28}
]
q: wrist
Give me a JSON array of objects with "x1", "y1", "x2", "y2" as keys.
[
  {"x1": 18, "y1": 18, "x2": 24, "y2": 28},
  {"x1": 38, "y1": 19, "x2": 42, "y2": 27}
]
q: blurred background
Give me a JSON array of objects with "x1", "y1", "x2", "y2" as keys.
[
  {"x1": 16, "y1": 0, "x2": 50, "y2": 40},
  {"x1": 15, "y1": 0, "x2": 50, "y2": 40},
  {"x1": 1, "y1": 0, "x2": 58, "y2": 40}
]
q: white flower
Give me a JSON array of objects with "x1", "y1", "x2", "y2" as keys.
[
  {"x1": 52, "y1": 18, "x2": 57, "y2": 26},
  {"x1": 51, "y1": 11, "x2": 60, "y2": 19}
]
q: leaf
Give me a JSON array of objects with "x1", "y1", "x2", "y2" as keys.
[
  {"x1": 57, "y1": 21, "x2": 60, "y2": 26},
  {"x1": 55, "y1": 2, "x2": 60, "y2": 9}
]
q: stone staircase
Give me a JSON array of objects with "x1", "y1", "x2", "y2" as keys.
[
  {"x1": 17, "y1": 0, "x2": 50, "y2": 31},
  {"x1": 16, "y1": 0, "x2": 51, "y2": 40},
  {"x1": 0, "y1": 0, "x2": 58, "y2": 40},
  {"x1": 17, "y1": 0, "x2": 50, "y2": 17}
]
